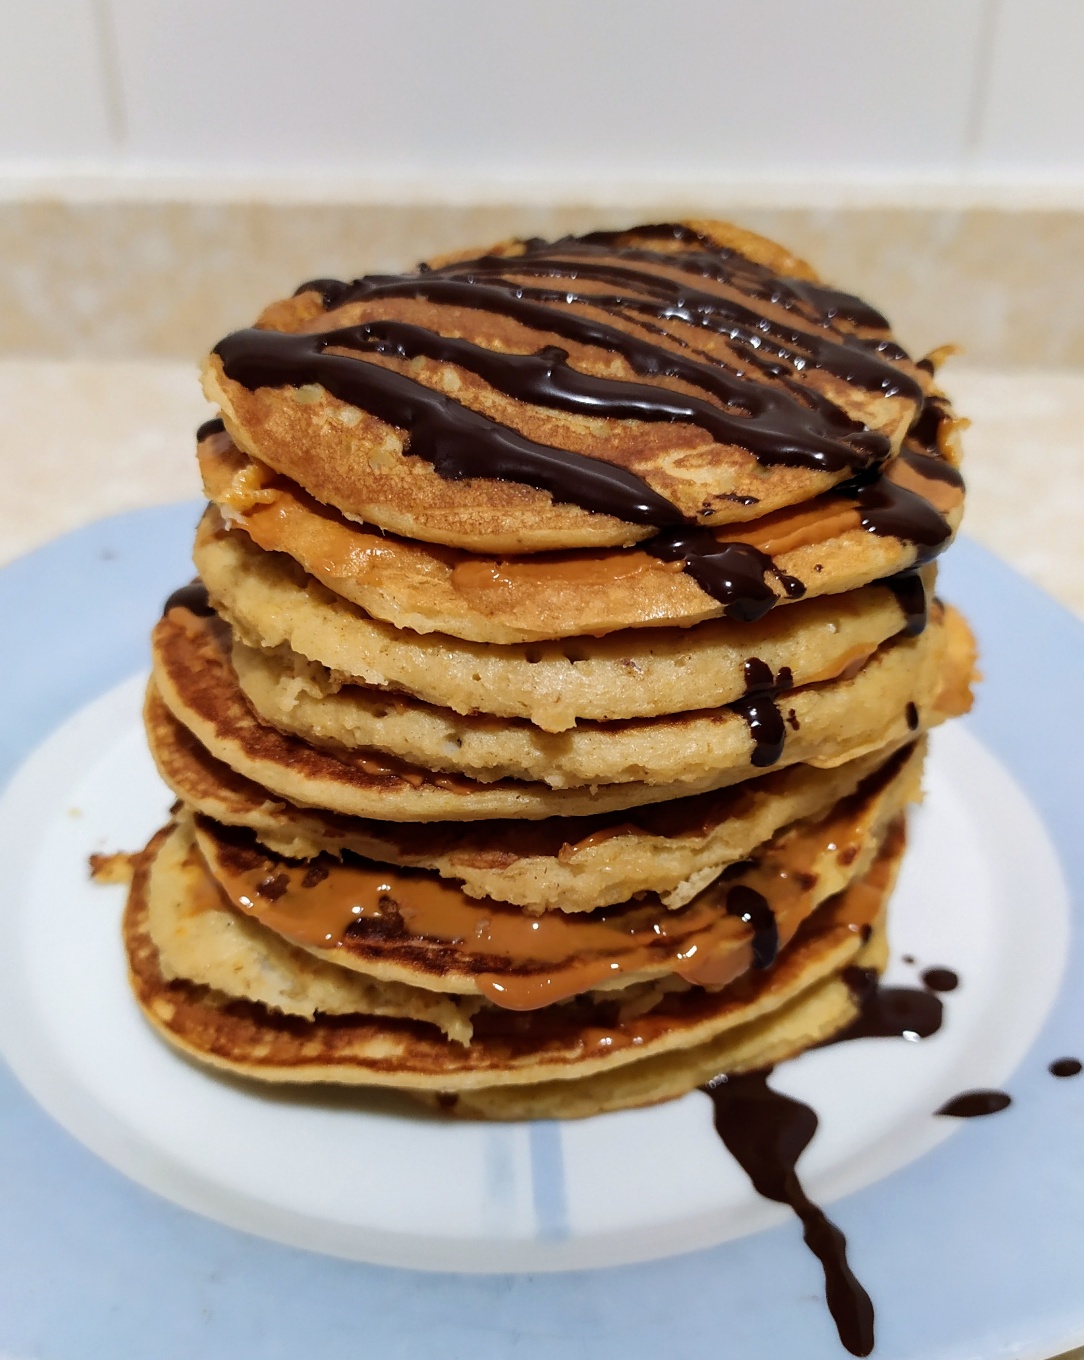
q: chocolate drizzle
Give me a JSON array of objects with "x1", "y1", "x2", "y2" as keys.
[
  {"x1": 882, "y1": 569, "x2": 928, "y2": 636},
  {"x1": 287, "y1": 273, "x2": 890, "y2": 476},
  {"x1": 898, "y1": 448, "x2": 964, "y2": 490},
  {"x1": 936, "y1": 1090, "x2": 1012, "y2": 1119},
  {"x1": 213, "y1": 326, "x2": 681, "y2": 528},
  {"x1": 280, "y1": 222, "x2": 933, "y2": 484},
  {"x1": 729, "y1": 658, "x2": 791, "y2": 767},
  {"x1": 725, "y1": 884, "x2": 779, "y2": 968},
  {"x1": 1050, "y1": 1058, "x2": 1082, "y2": 1078},
  {"x1": 571, "y1": 223, "x2": 893, "y2": 332},
  {"x1": 701, "y1": 1071, "x2": 875, "y2": 1356},
  {"x1": 643, "y1": 531, "x2": 778, "y2": 619},
  {"x1": 162, "y1": 580, "x2": 212, "y2": 617},
  {"x1": 196, "y1": 416, "x2": 225, "y2": 442},
  {"x1": 445, "y1": 250, "x2": 918, "y2": 400},
  {"x1": 850, "y1": 477, "x2": 953, "y2": 565}
]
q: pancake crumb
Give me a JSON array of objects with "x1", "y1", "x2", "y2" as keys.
[{"x1": 89, "y1": 851, "x2": 137, "y2": 886}]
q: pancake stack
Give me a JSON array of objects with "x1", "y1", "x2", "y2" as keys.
[{"x1": 126, "y1": 220, "x2": 976, "y2": 1119}]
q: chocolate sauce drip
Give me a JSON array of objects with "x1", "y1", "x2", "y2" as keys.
[
  {"x1": 162, "y1": 580, "x2": 212, "y2": 617},
  {"x1": 196, "y1": 416, "x2": 225, "y2": 442},
  {"x1": 729, "y1": 658, "x2": 789, "y2": 767},
  {"x1": 936, "y1": 1090, "x2": 1012, "y2": 1119},
  {"x1": 905, "y1": 702, "x2": 919, "y2": 731},
  {"x1": 898, "y1": 447, "x2": 965, "y2": 489},
  {"x1": 921, "y1": 967, "x2": 959, "y2": 993},
  {"x1": 882, "y1": 569, "x2": 928, "y2": 636},
  {"x1": 830, "y1": 967, "x2": 944, "y2": 1044},
  {"x1": 725, "y1": 884, "x2": 779, "y2": 969},
  {"x1": 701, "y1": 1071, "x2": 875, "y2": 1356},
  {"x1": 905, "y1": 396, "x2": 949, "y2": 455},
  {"x1": 776, "y1": 571, "x2": 807, "y2": 599},
  {"x1": 643, "y1": 530, "x2": 778, "y2": 619},
  {"x1": 851, "y1": 477, "x2": 953, "y2": 564},
  {"x1": 1049, "y1": 1058, "x2": 1082, "y2": 1078},
  {"x1": 213, "y1": 326, "x2": 681, "y2": 528}
]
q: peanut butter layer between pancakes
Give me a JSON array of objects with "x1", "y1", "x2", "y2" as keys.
[
  {"x1": 188, "y1": 742, "x2": 919, "y2": 1008},
  {"x1": 144, "y1": 823, "x2": 480, "y2": 1044},
  {"x1": 124, "y1": 818, "x2": 902, "y2": 1104},
  {"x1": 150, "y1": 602, "x2": 956, "y2": 817}
]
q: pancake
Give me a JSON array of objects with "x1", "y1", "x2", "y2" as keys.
[
  {"x1": 147, "y1": 680, "x2": 932, "y2": 911},
  {"x1": 124, "y1": 818, "x2": 901, "y2": 1113},
  {"x1": 196, "y1": 512, "x2": 942, "y2": 733},
  {"x1": 202, "y1": 221, "x2": 937, "y2": 553},
  {"x1": 199, "y1": 434, "x2": 962, "y2": 643},
  {"x1": 151, "y1": 603, "x2": 958, "y2": 818},
  {"x1": 145, "y1": 822, "x2": 479, "y2": 1043},
  {"x1": 187, "y1": 742, "x2": 917, "y2": 1004}
]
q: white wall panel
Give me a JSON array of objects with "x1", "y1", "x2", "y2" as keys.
[
  {"x1": 106, "y1": 0, "x2": 987, "y2": 178},
  {"x1": 974, "y1": 0, "x2": 1084, "y2": 169},
  {"x1": 0, "y1": 0, "x2": 114, "y2": 158}
]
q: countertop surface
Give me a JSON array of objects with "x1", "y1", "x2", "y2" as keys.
[{"x1": 1, "y1": 361, "x2": 1082, "y2": 1360}]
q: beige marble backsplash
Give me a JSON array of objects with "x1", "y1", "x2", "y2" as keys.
[{"x1": 2, "y1": 201, "x2": 1084, "y2": 368}]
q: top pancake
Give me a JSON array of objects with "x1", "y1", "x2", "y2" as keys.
[{"x1": 201, "y1": 220, "x2": 939, "y2": 554}]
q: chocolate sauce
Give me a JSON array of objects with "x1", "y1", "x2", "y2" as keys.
[
  {"x1": 921, "y1": 967, "x2": 959, "y2": 993},
  {"x1": 725, "y1": 884, "x2": 779, "y2": 968},
  {"x1": 290, "y1": 225, "x2": 913, "y2": 477},
  {"x1": 570, "y1": 223, "x2": 892, "y2": 331},
  {"x1": 701, "y1": 1071, "x2": 875, "y2": 1356},
  {"x1": 278, "y1": 275, "x2": 888, "y2": 476},
  {"x1": 898, "y1": 447, "x2": 964, "y2": 489},
  {"x1": 830, "y1": 967, "x2": 944, "y2": 1044},
  {"x1": 881, "y1": 569, "x2": 928, "y2": 636},
  {"x1": 851, "y1": 478, "x2": 953, "y2": 564},
  {"x1": 290, "y1": 318, "x2": 872, "y2": 465},
  {"x1": 196, "y1": 416, "x2": 225, "y2": 442},
  {"x1": 447, "y1": 251, "x2": 918, "y2": 401},
  {"x1": 936, "y1": 1090, "x2": 1012, "y2": 1119},
  {"x1": 905, "y1": 703, "x2": 919, "y2": 731},
  {"x1": 1049, "y1": 1058, "x2": 1082, "y2": 1078},
  {"x1": 162, "y1": 580, "x2": 212, "y2": 617},
  {"x1": 776, "y1": 571, "x2": 807, "y2": 599},
  {"x1": 730, "y1": 658, "x2": 790, "y2": 767},
  {"x1": 213, "y1": 326, "x2": 681, "y2": 528},
  {"x1": 643, "y1": 530, "x2": 778, "y2": 619}
]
